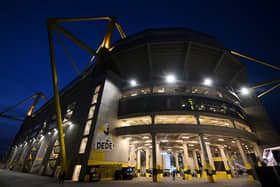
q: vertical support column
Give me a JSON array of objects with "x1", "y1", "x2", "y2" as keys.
[
  {"x1": 162, "y1": 151, "x2": 166, "y2": 170},
  {"x1": 205, "y1": 143, "x2": 216, "y2": 181},
  {"x1": 145, "y1": 148, "x2": 150, "y2": 177},
  {"x1": 47, "y1": 23, "x2": 67, "y2": 174},
  {"x1": 219, "y1": 146, "x2": 232, "y2": 179},
  {"x1": 183, "y1": 144, "x2": 192, "y2": 180},
  {"x1": 128, "y1": 145, "x2": 136, "y2": 167},
  {"x1": 236, "y1": 139, "x2": 254, "y2": 181},
  {"x1": 137, "y1": 149, "x2": 141, "y2": 177},
  {"x1": 174, "y1": 152, "x2": 180, "y2": 176},
  {"x1": 192, "y1": 150, "x2": 200, "y2": 178},
  {"x1": 149, "y1": 148, "x2": 153, "y2": 169},
  {"x1": 199, "y1": 134, "x2": 215, "y2": 182},
  {"x1": 253, "y1": 143, "x2": 263, "y2": 167},
  {"x1": 151, "y1": 133, "x2": 157, "y2": 182},
  {"x1": 156, "y1": 143, "x2": 162, "y2": 178}
]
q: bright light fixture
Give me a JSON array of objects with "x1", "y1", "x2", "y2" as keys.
[
  {"x1": 182, "y1": 136, "x2": 190, "y2": 139},
  {"x1": 165, "y1": 74, "x2": 176, "y2": 83},
  {"x1": 240, "y1": 87, "x2": 250, "y2": 95},
  {"x1": 218, "y1": 138, "x2": 224, "y2": 142},
  {"x1": 143, "y1": 136, "x2": 150, "y2": 139},
  {"x1": 129, "y1": 79, "x2": 137, "y2": 87},
  {"x1": 203, "y1": 78, "x2": 212, "y2": 86},
  {"x1": 161, "y1": 140, "x2": 168, "y2": 142}
]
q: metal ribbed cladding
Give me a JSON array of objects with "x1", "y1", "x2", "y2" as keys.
[{"x1": 114, "y1": 124, "x2": 257, "y2": 142}]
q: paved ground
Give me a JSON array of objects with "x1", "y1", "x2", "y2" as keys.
[{"x1": 0, "y1": 169, "x2": 261, "y2": 187}]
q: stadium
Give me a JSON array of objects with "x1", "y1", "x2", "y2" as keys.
[{"x1": 5, "y1": 17, "x2": 280, "y2": 183}]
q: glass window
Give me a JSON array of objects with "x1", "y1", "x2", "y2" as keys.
[
  {"x1": 72, "y1": 165, "x2": 82, "y2": 181},
  {"x1": 79, "y1": 137, "x2": 88, "y2": 154},
  {"x1": 83, "y1": 120, "x2": 92, "y2": 136},
  {"x1": 155, "y1": 115, "x2": 197, "y2": 124},
  {"x1": 199, "y1": 116, "x2": 234, "y2": 128},
  {"x1": 234, "y1": 121, "x2": 252, "y2": 132},
  {"x1": 122, "y1": 88, "x2": 151, "y2": 98},
  {"x1": 94, "y1": 85, "x2": 101, "y2": 94},
  {"x1": 88, "y1": 105, "x2": 96, "y2": 119},
  {"x1": 91, "y1": 93, "x2": 98, "y2": 105},
  {"x1": 120, "y1": 116, "x2": 152, "y2": 126}
]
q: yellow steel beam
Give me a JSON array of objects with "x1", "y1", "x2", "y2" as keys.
[
  {"x1": 102, "y1": 20, "x2": 116, "y2": 49},
  {"x1": 251, "y1": 79, "x2": 280, "y2": 89},
  {"x1": 50, "y1": 16, "x2": 114, "y2": 23},
  {"x1": 47, "y1": 21, "x2": 68, "y2": 174},
  {"x1": 54, "y1": 31, "x2": 81, "y2": 74},
  {"x1": 257, "y1": 83, "x2": 280, "y2": 98},
  {"x1": 0, "y1": 113, "x2": 23, "y2": 121},
  {"x1": 115, "y1": 22, "x2": 127, "y2": 39},
  {"x1": 26, "y1": 93, "x2": 46, "y2": 117},
  {"x1": 52, "y1": 23, "x2": 97, "y2": 56},
  {"x1": 230, "y1": 50, "x2": 280, "y2": 71}
]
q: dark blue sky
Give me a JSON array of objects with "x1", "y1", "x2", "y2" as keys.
[{"x1": 0, "y1": 0, "x2": 279, "y2": 157}]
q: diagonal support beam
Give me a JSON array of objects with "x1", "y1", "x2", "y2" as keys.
[
  {"x1": 49, "y1": 16, "x2": 114, "y2": 23},
  {"x1": 0, "y1": 114, "x2": 23, "y2": 121},
  {"x1": 51, "y1": 23, "x2": 97, "y2": 56},
  {"x1": 257, "y1": 83, "x2": 280, "y2": 98},
  {"x1": 115, "y1": 22, "x2": 127, "y2": 39},
  {"x1": 230, "y1": 50, "x2": 280, "y2": 71},
  {"x1": 213, "y1": 51, "x2": 226, "y2": 74},
  {"x1": 251, "y1": 79, "x2": 280, "y2": 89}
]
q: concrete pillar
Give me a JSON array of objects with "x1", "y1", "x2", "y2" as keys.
[
  {"x1": 156, "y1": 143, "x2": 162, "y2": 178},
  {"x1": 145, "y1": 148, "x2": 150, "y2": 177},
  {"x1": 162, "y1": 151, "x2": 166, "y2": 169},
  {"x1": 192, "y1": 150, "x2": 200, "y2": 177},
  {"x1": 128, "y1": 145, "x2": 136, "y2": 167},
  {"x1": 151, "y1": 133, "x2": 157, "y2": 182},
  {"x1": 174, "y1": 152, "x2": 180, "y2": 176},
  {"x1": 183, "y1": 144, "x2": 192, "y2": 180},
  {"x1": 149, "y1": 149, "x2": 153, "y2": 169},
  {"x1": 199, "y1": 134, "x2": 216, "y2": 182},
  {"x1": 236, "y1": 139, "x2": 254, "y2": 181},
  {"x1": 137, "y1": 149, "x2": 141, "y2": 176},
  {"x1": 253, "y1": 143, "x2": 263, "y2": 166},
  {"x1": 219, "y1": 146, "x2": 232, "y2": 179}
]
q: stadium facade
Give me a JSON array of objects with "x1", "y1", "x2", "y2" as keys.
[{"x1": 6, "y1": 28, "x2": 280, "y2": 182}]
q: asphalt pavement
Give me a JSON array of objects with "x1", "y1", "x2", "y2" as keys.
[{"x1": 0, "y1": 169, "x2": 261, "y2": 187}]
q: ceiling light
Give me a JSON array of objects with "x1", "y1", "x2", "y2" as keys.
[
  {"x1": 203, "y1": 78, "x2": 212, "y2": 86},
  {"x1": 143, "y1": 136, "x2": 150, "y2": 139},
  {"x1": 129, "y1": 79, "x2": 137, "y2": 87},
  {"x1": 218, "y1": 138, "x2": 224, "y2": 142},
  {"x1": 240, "y1": 87, "x2": 250, "y2": 95},
  {"x1": 166, "y1": 74, "x2": 176, "y2": 83},
  {"x1": 182, "y1": 136, "x2": 190, "y2": 139}
]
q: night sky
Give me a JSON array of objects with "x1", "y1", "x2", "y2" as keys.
[{"x1": 0, "y1": 0, "x2": 279, "y2": 157}]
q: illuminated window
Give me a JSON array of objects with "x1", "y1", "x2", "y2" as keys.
[
  {"x1": 122, "y1": 88, "x2": 151, "y2": 98},
  {"x1": 79, "y1": 137, "x2": 88, "y2": 154},
  {"x1": 120, "y1": 116, "x2": 152, "y2": 126},
  {"x1": 83, "y1": 120, "x2": 92, "y2": 136},
  {"x1": 199, "y1": 116, "x2": 234, "y2": 128},
  {"x1": 155, "y1": 115, "x2": 197, "y2": 124},
  {"x1": 234, "y1": 121, "x2": 252, "y2": 132},
  {"x1": 91, "y1": 94, "x2": 98, "y2": 105},
  {"x1": 87, "y1": 105, "x2": 96, "y2": 119},
  {"x1": 94, "y1": 85, "x2": 101, "y2": 94},
  {"x1": 72, "y1": 165, "x2": 82, "y2": 181}
]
